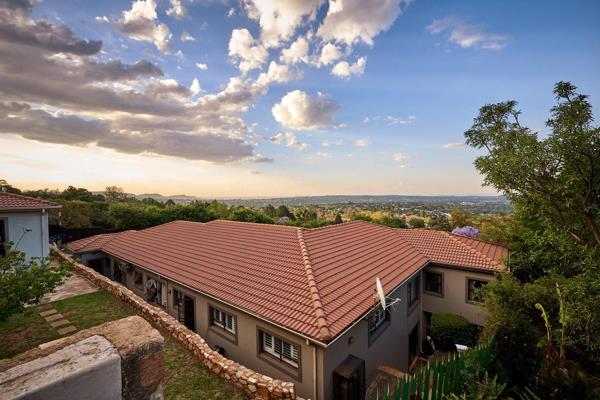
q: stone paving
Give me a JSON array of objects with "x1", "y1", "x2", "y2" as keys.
[
  {"x1": 39, "y1": 306, "x2": 78, "y2": 337},
  {"x1": 38, "y1": 271, "x2": 100, "y2": 338},
  {"x1": 41, "y1": 273, "x2": 99, "y2": 304}
]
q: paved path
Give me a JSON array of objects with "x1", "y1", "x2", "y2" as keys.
[
  {"x1": 41, "y1": 273, "x2": 99, "y2": 304},
  {"x1": 38, "y1": 304, "x2": 77, "y2": 336}
]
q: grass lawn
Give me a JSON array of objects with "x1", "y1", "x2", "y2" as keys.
[{"x1": 0, "y1": 290, "x2": 247, "y2": 399}]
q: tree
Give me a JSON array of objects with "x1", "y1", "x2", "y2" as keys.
[
  {"x1": 59, "y1": 200, "x2": 93, "y2": 228},
  {"x1": 452, "y1": 226, "x2": 480, "y2": 238},
  {"x1": 428, "y1": 213, "x2": 452, "y2": 231},
  {"x1": 0, "y1": 179, "x2": 21, "y2": 194},
  {"x1": 467, "y1": 82, "x2": 600, "y2": 394},
  {"x1": 229, "y1": 208, "x2": 274, "y2": 224},
  {"x1": 263, "y1": 204, "x2": 277, "y2": 218},
  {"x1": 61, "y1": 185, "x2": 104, "y2": 202},
  {"x1": 104, "y1": 186, "x2": 129, "y2": 202},
  {"x1": 295, "y1": 208, "x2": 318, "y2": 223},
  {"x1": 451, "y1": 208, "x2": 472, "y2": 228},
  {"x1": 276, "y1": 205, "x2": 295, "y2": 220},
  {"x1": 0, "y1": 244, "x2": 70, "y2": 322},
  {"x1": 408, "y1": 217, "x2": 425, "y2": 228},
  {"x1": 465, "y1": 81, "x2": 599, "y2": 247},
  {"x1": 334, "y1": 214, "x2": 343, "y2": 224}
]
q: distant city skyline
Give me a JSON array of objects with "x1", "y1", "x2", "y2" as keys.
[{"x1": 1, "y1": 0, "x2": 599, "y2": 197}]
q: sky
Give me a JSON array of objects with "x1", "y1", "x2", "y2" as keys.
[{"x1": 1, "y1": 0, "x2": 599, "y2": 198}]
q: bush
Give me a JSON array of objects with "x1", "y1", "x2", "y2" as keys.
[{"x1": 430, "y1": 312, "x2": 478, "y2": 351}]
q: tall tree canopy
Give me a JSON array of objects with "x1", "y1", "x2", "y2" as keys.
[{"x1": 465, "y1": 81, "x2": 600, "y2": 247}]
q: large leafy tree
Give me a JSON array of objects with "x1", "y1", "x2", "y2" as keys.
[
  {"x1": 465, "y1": 81, "x2": 600, "y2": 249},
  {"x1": 467, "y1": 82, "x2": 600, "y2": 393},
  {"x1": 0, "y1": 245, "x2": 70, "y2": 322}
]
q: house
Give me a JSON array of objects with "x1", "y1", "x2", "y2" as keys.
[
  {"x1": 0, "y1": 191, "x2": 61, "y2": 259},
  {"x1": 67, "y1": 219, "x2": 507, "y2": 400}
]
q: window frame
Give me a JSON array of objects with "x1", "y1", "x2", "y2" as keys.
[
  {"x1": 256, "y1": 328, "x2": 302, "y2": 380},
  {"x1": 424, "y1": 270, "x2": 444, "y2": 297},
  {"x1": 208, "y1": 304, "x2": 238, "y2": 344},
  {"x1": 407, "y1": 275, "x2": 421, "y2": 310},
  {"x1": 367, "y1": 303, "x2": 391, "y2": 346},
  {"x1": 465, "y1": 277, "x2": 489, "y2": 304},
  {"x1": 0, "y1": 217, "x2": 7, "y2": 257}
]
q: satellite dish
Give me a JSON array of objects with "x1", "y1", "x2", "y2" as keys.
[{"x1": 375, "y1": 277, "x2": 386, "y2": 309}]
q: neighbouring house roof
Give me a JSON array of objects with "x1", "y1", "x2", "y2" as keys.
[
  {"x1": 0, "y1": 191, "x2": 61, "y2": 211},
  {"x1": 67, "y1": 220, "x2": 507, "y2": 344},
  {"x1": 395, "y1": 229, "x2": 508, "y2": 271},
  {"x1": 67, "y1": 232, "x2": 130, "y2": 253}
]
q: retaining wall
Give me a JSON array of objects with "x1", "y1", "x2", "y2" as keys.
[{"x1": 54, "y1": 247, "x2": 296, "y2": 400}]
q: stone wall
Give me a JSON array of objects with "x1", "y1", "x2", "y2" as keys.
[
  {"x1": 0, "y1": 316, "x2": 164, "y2": 400},
  {"x1": 54, "y1": 247, "x2": 296, "y2": 400}
]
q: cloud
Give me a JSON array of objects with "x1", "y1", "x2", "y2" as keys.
[
  {"x1": 366, "y1": 115, "x2": 416, "y2": 125},
  {"x1": 393, "y1": 152, "x2": 408, "y2": 162},
  {"x1": 195, "y1": 62, "x2": 208, "y2": 70},
  {"x1": 243, "y1": 0, "x2": 325, "y2": 48},
  {"x1": 354, "y1": 138, "x2": 370, "y2": 147},
  {"x1": 319, "y1": 42, "x2": 342, "y2": 65},
  {"x1": 190, "y1": 78, "x2": 202, "y2": 96},
  {"x1": 272, "y1": 90, "x2": 339, "y2": 130},
  {"x1": 269, "y1": 132, "x2": 308, "y2": 150},
  {"x1": 0, "y1": 102, "x2": 254, "y2": 163},
  {"x1": 0, "y1": 1, "x2": 278, "y2": 164},
  {"x1": 321, "y1": 139, "x2": 343, "y2": 146},
  {"x1": 280, "y1": 35, "x2": 310, "y2": 64},
  {"x1": 442, "y1": 142, "x2": 467, "y2": 149},
  {"x1": 228, "y1": 28, "x2": 268, "y2": 73},
  {"x1": 331, "y1": 56, "x2": 366, "y2": 77},
  {"x1": 117, "y1": 0, "x2": 172, "y2": 53},
  {"x1": 317, "y1": 0, "x2": 410, "y2": 46},
  {"x1": 427, "y1": 17, "x2": 509, "y2": 50},
  {"x1": 180, "y1": 31, "x2": 195, "y2": 42},
  {"x1": 256, "y1": 61, "x2": 302, "y2": 86},
  {"x1": 166, "y1": 0, "x2": 187, "y2": 19},
  {"x1": 227, "y1": 8, "x2": 236, "y2": 17},
  {"x1": 247, "y1": 169, "x2": 260, "y2": 175},
  {"x1": 95, "y1": 16, "x2": 110, "y2": 23}
]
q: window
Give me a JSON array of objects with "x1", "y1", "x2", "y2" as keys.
[
  {"x1": 260, "y1": 330, "x2": 299, "y2": 368},
  {"x1": 134, "y1": 271, "x2": 144, "y2": 289},
  {"x1": 367, "y1": 304, "x2": 390, "y2": 344},
  {"x1": 0, "y1": 218, "x2": 6, "y2": 257},
  {"x1": 424, "y1": 271, "x2": 443, "y2": 296},
  {"x1": 407, "y1": 275, "x2": 420, "y2": 307},
  {"x1": 210, "y1": 306, "x2": 236, "y2": 334},
  {"x1": 466, "y1": 278, "x2": 488, "y2": 303}
]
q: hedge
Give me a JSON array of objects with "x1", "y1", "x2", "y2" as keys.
[{"x1": 430, "y1": 312, "x2": 479, "y2": 351}]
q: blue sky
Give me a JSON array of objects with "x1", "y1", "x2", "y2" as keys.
[{"x1": 1, "y1": 0, "x2": 599, "y2": 197}]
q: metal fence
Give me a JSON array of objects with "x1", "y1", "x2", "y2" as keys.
[{"x1": 377, "y1": 343, "x2": 493, "y2": 400}]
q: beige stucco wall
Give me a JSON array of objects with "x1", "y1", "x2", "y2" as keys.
[
  {"x1": 108, "y1": 256, "x2": 321, "y2": 400},
  {"x1": 422, "y1": 265, "x2": 494, "y2": 326},
  {"x1": 321, "y1": 271, "x2": 422, "y2": 400}
]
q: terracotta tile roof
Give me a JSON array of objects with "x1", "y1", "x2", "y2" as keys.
[
  {"x1": 67, "y1": 232, "x2": 130, "y2": 253},
  {"x1": 70, "y1": 220, "x2": 507, "y2": 343},
  {"x1": 0, "y1": 191, "x2": 61, "y2": 210},
  {"x1": 395, "y1": 229, "x2": 507, "y2": 271}
]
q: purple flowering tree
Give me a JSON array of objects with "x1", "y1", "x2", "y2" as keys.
[{"x1": 452, "y1": 226, "x2": 480, "y2": 238}]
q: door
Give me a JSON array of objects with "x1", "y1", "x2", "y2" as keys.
[
  {"x1": 333, "y1": 355, "x2": 366, "y2": 400},
  {"x1": 409, "y1": 323, "x2": 420, "y2": 368},
  {"x1": 183, "y1": 296, "x2": 195, "y2": 331}
]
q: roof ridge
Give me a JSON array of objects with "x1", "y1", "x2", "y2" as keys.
[
  {"x1": 442, "y1": 231, "x2": 501, "y2": 267},
  {"x1": 296, "y1": 227, "x2": 332, "y2": 342},
  {"x1": 304, "y1": 219, "x2": 365, "y2": 231}
]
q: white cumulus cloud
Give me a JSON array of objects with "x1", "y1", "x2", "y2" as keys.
[
  {"x1": 427, "y1": 16, "x2": 509, "y2": 50},
  {"x1": 331, "y1": 56, "x2": 366, "y2": 77},
  {"x1": 117, "y1": 0, "x2": 172, "y2": 53},
  {"x1": 319, "y1": 42, "x2": 343, "y2": 65},
  {"x1": 166, "y1": 0, "x2": 187, "y2": 19},
  {"x1": 180, "y1": 31, "x2": 195, "y2": 42},
  {"x1": 195, "y1": 63, "x2": 208, "y2": 70},
  {"x1": 228, "y1": 28, "x2": 268, "y2": 73},
  {"x1": 272, "y1": 90, "x2": 339, "y2": 130},
  {"x1": 442, "y1": 142, "x2": 467, "y2": 149},
  {"x1": 354, "y1": 138, "x2": 370, "y2": 147},
  {"x1": 317, "y1": 0, "x2": 409, "y2": 46},
  {"x1": 280, "y1": 35, "x2": 310, "y2": 64}
]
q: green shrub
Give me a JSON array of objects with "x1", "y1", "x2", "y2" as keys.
[{"x1": 431, "y1": 312, "x2": 478, "y2": 351}]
